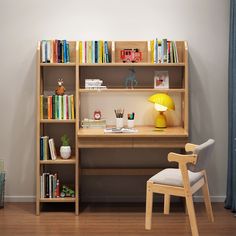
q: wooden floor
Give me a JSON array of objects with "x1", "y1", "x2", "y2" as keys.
[{"x1": 0, "y1": 202, "x2": 235, "y2": 235}]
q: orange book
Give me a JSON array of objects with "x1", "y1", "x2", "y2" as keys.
[{"x1": 47, "y1": 96, "x2": 52, "y2": 119}]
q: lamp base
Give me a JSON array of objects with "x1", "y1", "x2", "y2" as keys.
[{"x1": 155, "y1": 112, "x2": 167, "y2": 128}]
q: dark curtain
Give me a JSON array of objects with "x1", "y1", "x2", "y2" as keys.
[{"x1": 225, "y1": 0, "x2": 236, "y2": 212}]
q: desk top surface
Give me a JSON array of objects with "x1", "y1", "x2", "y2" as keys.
[{"x1": 77, "y1": 126, "x2": 188, "y2": 138}]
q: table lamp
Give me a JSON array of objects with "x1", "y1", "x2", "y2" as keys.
[{"x1": 148, "y1": 93, "x2": 175, "y2": 128}]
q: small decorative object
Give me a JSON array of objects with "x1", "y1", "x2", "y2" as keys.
[
  {"x1": 127, "y1": 112, "x2": 135, "y2": 129},
  {"x1": 120, "y1": 49, "x2": 142, "y2": 63},
  {"x1": 55, "y1": 78, "x2": 66, "y2": 95},
  {"x1": 60, "y1": 185, "x2": 75, "y2": 198},
  {"x1": 85, "y1": 79, "x2": 107, "y2": 89},
  {"x1": 60, "y1": 134, "x2": 71, "y2": 159},
  {"x1": 148, "y1": 93, "x2": 175, "y2": 128},
  {"x1": 124, "y1": 68, "x2": 138, "y2": 89},
  {"x1": 154, "y1": 71, "x2": 169, "y2": 89},
  {"x1": 94, "y1": 110, "x2": 102, "y2": 120},
  {"x1": 114, "y1": 108, "x2": 124, "y2": 129}
]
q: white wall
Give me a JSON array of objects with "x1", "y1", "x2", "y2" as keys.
[{"x1": 0, "y1": 0, "x2": 229, "y2": 202}]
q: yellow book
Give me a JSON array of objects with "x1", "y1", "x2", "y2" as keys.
[
  {"x1": 40, "y1": 95, "x2": 43, "y2": 119},
  {"x1": 71, "y1": 95, "x2": 74, "y2": 119},
  {"x1": 150, "y1": 40, "x2": 154, "y2": 63},
  {"x1": 79, "y1": 41, "x2": 82, "y2": 64},
  {"x1": 98, "y1": 40, "x2": 103, "y2": 63}
]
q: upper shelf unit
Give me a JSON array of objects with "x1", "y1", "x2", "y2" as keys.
[{"x1": 39, "y1": 40, "x2": 188, "y2": 66}]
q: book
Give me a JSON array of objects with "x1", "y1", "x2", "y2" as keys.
[
  {"x1": 104, "y1": 128, "x2": 138, "y2": 133},
  {"x1": 48, "y1": 138, "x2": 57, "y2": 160}
]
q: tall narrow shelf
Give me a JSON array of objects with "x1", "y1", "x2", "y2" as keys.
[{"x1": 36, "y1": 41, "x2": 79, "y2": 215}]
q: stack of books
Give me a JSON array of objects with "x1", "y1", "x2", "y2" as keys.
[
  {"x1": 150, "y1": 39, "x2": 179, "y2": 63},
  {"x1": 40, "y1": 95, "x2": 75, "y2": 120},
  {"x1": 40, "y1": 137, "x2": 57, "y2": 160},
  {"x1": 41, "y1": 40, "x2": 70, "y2": 63},
  {"x1": 79, "y1": 40, "x2": 111, "y2": 63},
  {"x1": 81, "y1": 119, "x2": 106, "y2": 128},
  {"x1": 40, "y1": 172, "x2": 60, "y2": 198}
]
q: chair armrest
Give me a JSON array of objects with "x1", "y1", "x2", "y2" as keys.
[
  {"x1": 185, "y1": 143, "x2": 198, "y2": 153},
  {"x1": 167, "y1": 152, "x2": 197, "y2": 165}
]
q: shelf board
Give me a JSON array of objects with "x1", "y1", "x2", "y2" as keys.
[
  {"x1": 40, "y1": 119, "x2": 76, "y2": 123},
  {"x1": 78, "y1": 126, "x2": 188, "y2": 138},
  {"x1": 40, "y1": 197, "x2": 76, "y2": 202},
  {"x1": 40, "y1": 156, "x2": 76, "y2": 164},
  {"x1": 79, "y1": 62, "x2": 185, "y2": 67},
  {"x1": 79, "y1": 88, "x2": 185, "y2": 93},
  {"x1": 40, "y1": 63, "x2": 76, "y2": 67}
]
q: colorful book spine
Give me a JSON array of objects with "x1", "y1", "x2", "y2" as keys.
[
  {"x1": 79, "y1": 41, "x2": 83, "y2": 64},
  {"x1": 71, "y1": 95, "x2": 74, "y2": 119},
  {"x1": 150, "y1": 40, "x2": 154, "y2": 63}
]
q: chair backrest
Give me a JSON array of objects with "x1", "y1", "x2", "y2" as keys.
[{"x1": 188, "y1": 139, "x2": 215, "y2": 172}]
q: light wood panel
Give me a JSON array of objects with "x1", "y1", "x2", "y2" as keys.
[
  {"x1": 79, "y1": 88, "x2": 185, "y2": 93},
  {"x1": 81, "y1": 168, "x2": 162, "y2": 176},
  {"x1": 40, "y1": 156, "x2": 76, "y2": 164},
  {"x1": 79, "y1": 62, "x2": 185, "y2": 67}
]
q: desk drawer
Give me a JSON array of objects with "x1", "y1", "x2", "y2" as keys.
[
  {"x1": 132, "y1": 137, "x2": 188, "y2": 148},
  {"x1": 78, "y1": 137, "x2": 133, "y2": 148}
]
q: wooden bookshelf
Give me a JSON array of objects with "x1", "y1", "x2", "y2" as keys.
[
  {"x1": 36, "y1": 41, "x2": 79, "y2": 215},
  {"x1": 36, "y1": 39, "x2": 188, "y2": 215}
]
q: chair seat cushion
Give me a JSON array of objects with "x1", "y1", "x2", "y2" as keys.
[{"x1": 148, "y1": 168, "x2": 204, "y2": 187}]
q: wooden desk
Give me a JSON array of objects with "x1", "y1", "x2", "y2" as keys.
[{"x1": 77, "y1": 126, "x2": 188, "y2": 148}]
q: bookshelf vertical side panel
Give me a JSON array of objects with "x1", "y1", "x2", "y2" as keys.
[
  {"x1": 75, "y1": 42, "x2": 79, "y2": 215},
  {"x1": 36, "y1": 42, "x2": 41, "y2": 215},
  {"x1": 184, "y1": 42, "x2": 189, "y2": 134}
]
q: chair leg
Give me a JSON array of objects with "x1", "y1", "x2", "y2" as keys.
[
  {"x1": 185, "y1": 195, "x2": 199, "y2": 236},
  {"x1": 164, "y1": 194, "x2": 170, "y2": 215},
  {"x1": 145, "y1": 182, "x2": 153, "y2": 230},
  {"x1": 202, "y1": 178, "x2": 214, "y2": 222}
]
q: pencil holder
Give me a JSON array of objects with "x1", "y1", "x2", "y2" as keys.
[
  {"x1": 116, "y1": 118, "x2": 124, "y2": 129},
  {"x1": 127, "y1": 119, "x2": 134, "y2": 128}
]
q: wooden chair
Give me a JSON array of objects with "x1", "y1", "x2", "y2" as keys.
[{"x1": 145, "y1": 139, "x2": 215, "y2": 236}]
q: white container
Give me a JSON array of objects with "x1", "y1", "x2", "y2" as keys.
[
  {"x1": 116, "y1": 118, "x2": 124, "y2": 129},
  {"x1": 127, "y1": 119, "x2": 134, "y2": 129},
  {"x1": 60, "y1": 146, "x2": 71, "y2": 159}
]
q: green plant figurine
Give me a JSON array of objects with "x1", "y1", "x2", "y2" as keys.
[
  {"x1": 61, "y1": 134, "x2": 70, "y2": 146},
  {"x1": 60, "y1": 185, "x2": 75, "y2": 198}
]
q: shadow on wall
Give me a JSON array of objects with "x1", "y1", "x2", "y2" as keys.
[
  {"x1": 8, "y1": 51, "x2": 36, "y2": 196},
  {"x1": 188, "y1": 50, "x2": 217, "y2": 193}
]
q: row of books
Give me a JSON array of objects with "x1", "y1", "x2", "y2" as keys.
[
  {"x1": 79, "y1": 41, "x2": 111, "y2": 64},
  {"x1": 150, "y1": 39, "x2": 179, "y2": 63},
  {"x1": 40, "y1": 136, "x2": 57, "y2": 160},
  {"x1": 40, "y1": 95, "x2": 75, "y2": 120},
  {"x1": 40, "y1": 172, "x2": 60, "y2": 198},
  {"x1": 41, "y1": 40, "x2": 70, "y2": 63}
]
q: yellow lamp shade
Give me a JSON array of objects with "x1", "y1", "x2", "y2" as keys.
[
  {"x1": 148, "y1": 93, "x2": 175, "y2": 111},
  {"x1": 148, "y1": 93, "x2": 175, "y2": 128}
]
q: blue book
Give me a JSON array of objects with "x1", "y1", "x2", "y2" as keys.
[
  {"x1": 155, "y1": 38, "x2": 158, "y2": 63},
  {"x1": 40, "y1": 137, "x2": 44, "y2": 160},
  {"x1": 95, "y1": 41, "x2": 98, "y2": 63},
  {"x1": 63, "y1": 40, "x2": 67, "y2": 63},
  {"x1": 66, "y1": 42, "x2": 70, "y2": 62}
]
